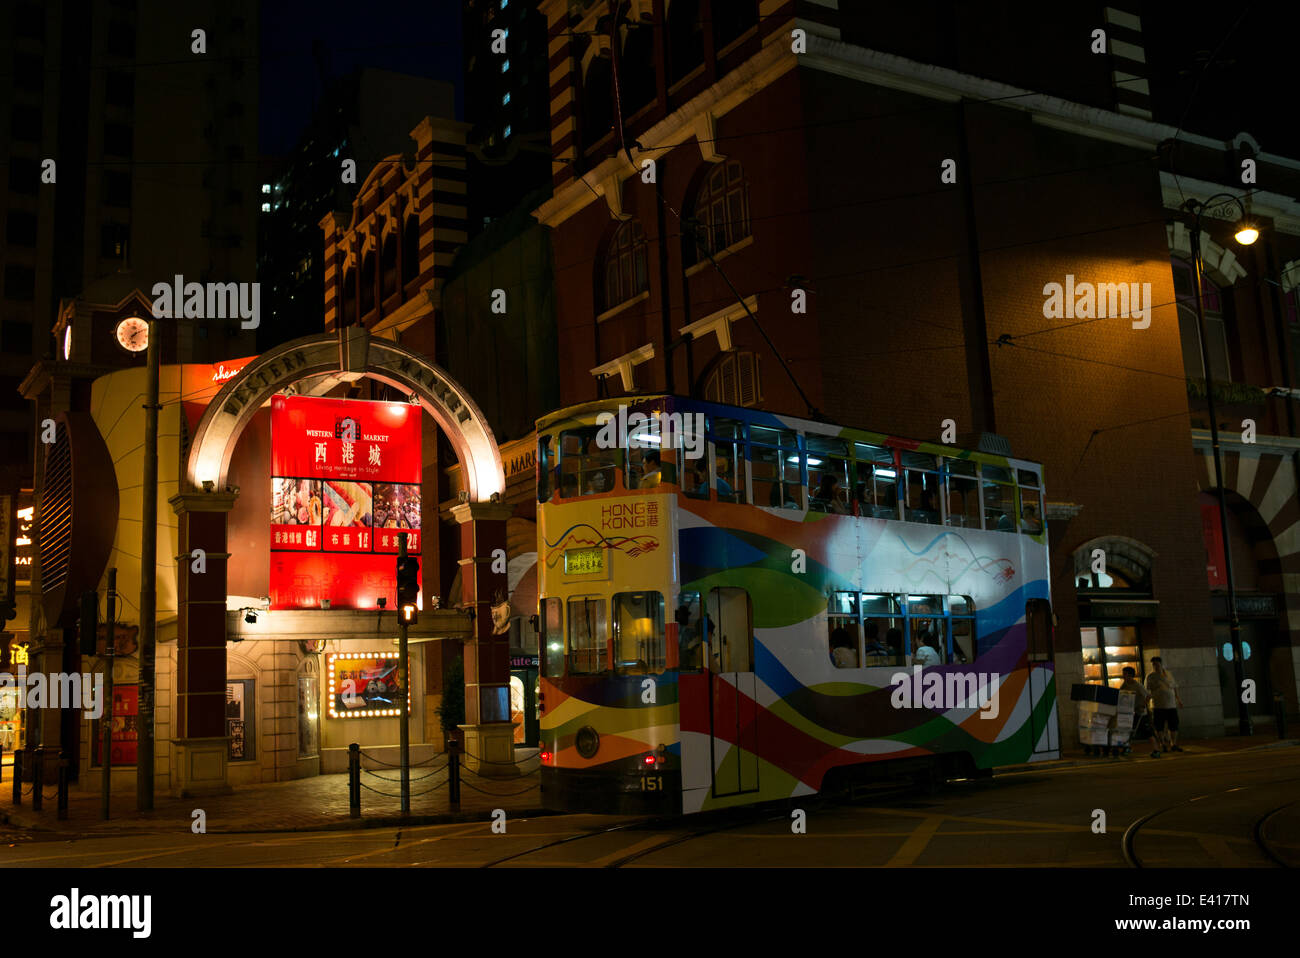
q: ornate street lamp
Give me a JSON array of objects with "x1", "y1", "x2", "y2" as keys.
[{"x1": 1182, "y1": 193, "x2": 1257, "y2": 736}]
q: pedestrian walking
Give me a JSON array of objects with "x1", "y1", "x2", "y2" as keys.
[
  {"x1": 1145, "y1": 657, "x2": 1184, "y2": 755},
  {"x1": 1119, "y1": 667, "x2": 1155, "y2": 756}
]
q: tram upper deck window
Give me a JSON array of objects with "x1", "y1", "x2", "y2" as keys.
[
  {"x1": 567, "y1": 597, "x2": 607, "y2": 674},
  {"x1": 945, "y1": 459, "x2": 980, "y2": 528},
  {"x1": 981, "y1": 464, "x2": 1017, "y2": 532},
  {"x1": 852, "y1": 443, "x2": 898, "y2": 519},
  {"x1": 807, "y1": 435, "x2": 849, "y2": 514},
  {"x1": 902, "y1": 452, "x2": 941, "y2": 524},
  {"x1": 708, "y1": 417, "x2": 745, "y2": 503},
  {"x1": 1018, "y1": 469, "x2": 1043, "y2": 535},
  {"x1": 750, "y1": 426, "x2": 801, "y2": 509},
  {"x1": 541, "y1": 597, "x2": 564, "y2": 677},
  {"x1": 613, "y1": 591, "x2": 665, "y2": 674},
  {"x1": 560, "y1": 427, "x2": 620, "y2": 497},
  {"x1": 538, "y1": 434, "x2": 554, "y2": 502},
  {"x1": 626, "y1": 418, "x2": 675, "y2": 490}
]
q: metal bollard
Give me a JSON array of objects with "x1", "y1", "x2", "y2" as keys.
[
  {"x1": 10, "y1": 749, "x2": 20, "y2": 806},
  {"x1": 1275, "y1": 694, "x2": 1288, "y2": 740},
  {"x1": 448, "y1": 739, "x2": 461, "y2": 810},
  {"x1": 57, "y1": 753, "x2": 69, "y2": 821},
  {"x1": 348, "y1": 743, "x2": 360, "y2": 819},
  {"x1": 31, "y1": 748, "x2": 44, "y2": 811}
]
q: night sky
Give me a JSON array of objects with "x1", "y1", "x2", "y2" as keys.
[{"x1": 258, "y1": 0, "x2": 464, "y2": 158}]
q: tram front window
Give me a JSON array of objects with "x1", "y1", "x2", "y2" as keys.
[
  {"x1": 541, "y1": 597, "x2": 563, "y2": 677},
  {"x1": 567, "y1": 597, "x2": 607, "y2": 674},
  {"x1": 614, "y1": 591, "x2": 665, "y2": 674}
]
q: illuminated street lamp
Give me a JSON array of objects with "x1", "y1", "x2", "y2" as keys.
[{"x1": 1182, "y1": 193, "x2": 1256, "y2": 736}]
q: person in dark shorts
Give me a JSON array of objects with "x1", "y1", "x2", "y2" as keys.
[{"x1": 1145, "y1": 656, "x2": 1184, "y2": 755}]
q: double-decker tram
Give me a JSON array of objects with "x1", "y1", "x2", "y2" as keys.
[{"x1": 535, "y1": 396, "x2": 1060, "y2": 814}]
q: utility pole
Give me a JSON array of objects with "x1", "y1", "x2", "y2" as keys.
[
  {"x1": 138, "y1": 314, "x2": 160, "y2": 809},
  {"x1": 102, "y1": 568, "x2": 115, "y2": 820}
]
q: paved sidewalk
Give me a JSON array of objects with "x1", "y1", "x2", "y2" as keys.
[
  {"x1": 1, "y1": 754, "x2": 546, "y2": 837},
  {"x1": 997, "y1": 734, "x2": 1299, "y2": 776}
]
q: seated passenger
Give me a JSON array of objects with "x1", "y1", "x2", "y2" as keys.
[
  {"x1": 585, "y1": 470, "x2": 610, "y2": 495},
  {"x1": 911, "y1": 635, "x2": 941, "y2": 668},
  {"x1": 996, "y1": 512, "x2": 1015, "y2": 532},
  {"x1": 689, "y1": 467, "x2": 710, "y2": 497},
  {"x1": 714, "y1": 457, "x2": 735, "y2": 499},
  {"x1": 830, "y1": 627, "x2": 858, "y2": 668},
  {"x1": 639, "y1": 451, "x2": 662, "y2": 488},
  {"x1": 812, "y1": 474, "x2": 848, "y2": 515},
  {"x1": 1021, "y1": 503, "x2": 1042, "y2": 534},
  {"x1": 863, "y1": 620, "x2": 891, "y2": 659}
]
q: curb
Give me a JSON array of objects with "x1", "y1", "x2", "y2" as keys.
[
  {"x1": 994, "y1": 737, "x2": 1298, "y2": 777},
  {"x1": 2, "y1": 805, "x2": 557, "y2": 839}
]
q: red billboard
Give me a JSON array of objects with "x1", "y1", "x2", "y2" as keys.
[{"x1": 270, "y1": 396, "x2": 421, "y2": 609}]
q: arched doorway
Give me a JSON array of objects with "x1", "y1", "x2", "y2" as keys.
[
  {"x1": 171, "y1": 329, "x2": 513, "y2": 794},
  {"x1": 1072, "y1": 536, "x2": 1157, "y2": 689}
]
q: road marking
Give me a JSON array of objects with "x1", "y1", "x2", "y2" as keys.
[
  {"x1": 885, "y1": 816, "x2": 943, "y2": 866},
  {"x1": 1196, "y1": 836, "x2": 1247, "y2": 866}
]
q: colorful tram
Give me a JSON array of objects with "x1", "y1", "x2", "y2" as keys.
[{"x1": 535, "y1": 396, "x2": 1060, "y2": 815}]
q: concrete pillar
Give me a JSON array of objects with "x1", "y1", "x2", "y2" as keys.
[
  {"x1": 451, "y1": 501, "x2": 515, "y2": 777},
  {"x1": 168, "y1": 490, "x2": 236, "y2": 796}
]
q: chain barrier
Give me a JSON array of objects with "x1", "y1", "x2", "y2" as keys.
[
  {"x1": 456, "y1": 777, "x2": 541, "y2": 797},
  {"x1": 356, "y1": 749, "x2": 448, "y2": 770}
]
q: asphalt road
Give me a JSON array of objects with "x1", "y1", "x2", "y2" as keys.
[{"x1": 3, "y1": 746, "x2": 1296, "y2": 868}]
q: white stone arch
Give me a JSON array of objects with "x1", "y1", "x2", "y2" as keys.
[
  {"x1": 187, "y1": 329, "x2": 504, "y2": 501},
  {"x1": 1071, "y1": 535, "x2": 1157, "y2": 587},
  {"x1": 1166, "y1": 221, "x2": 1248, "y2": 287}
]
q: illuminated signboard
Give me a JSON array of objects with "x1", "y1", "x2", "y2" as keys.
[
  {"x1": 326, "y1": 652, "x2": 409, "y2": 718},
  {"x1": 563, "y1": 547, "x2": 604, "y2": 576},
  {"x1": 270, "y1": 396, "x2": 421, "y2": 610}
]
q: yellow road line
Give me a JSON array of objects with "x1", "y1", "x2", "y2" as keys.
[{"x1": 885, "y1": 816, "x2": 943, "y2": 866}]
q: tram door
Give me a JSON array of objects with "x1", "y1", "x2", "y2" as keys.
[
  {"x1": 706, "y1": 587, "x2": 758, "y2": 796},
  {"x1": 1025, "y1": 599, "x2": 1059, "y2": 753}
]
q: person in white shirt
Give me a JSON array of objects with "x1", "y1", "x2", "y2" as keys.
[
  {"x1": 912, "y1": 636, "x2": 941, "y2": 668},
  {"x1": 1145, "y1": 657, "x2": 1183, "y2": 753}
]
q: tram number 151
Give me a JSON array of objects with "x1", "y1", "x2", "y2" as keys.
[{"x1": 640, "y1": 775, "x2": 663, "y2": 792}]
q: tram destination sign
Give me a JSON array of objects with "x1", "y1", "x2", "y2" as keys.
[{"x1": 564, "y1": 547, "x2": 605, "y2": 576}]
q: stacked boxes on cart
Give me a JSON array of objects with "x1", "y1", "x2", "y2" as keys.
[{"x1": 1071, "y1": 684, "x2": 1136, "y2": 747}]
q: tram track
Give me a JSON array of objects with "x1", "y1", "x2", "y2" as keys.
[
  {"x1": 480, "y1": 778, "x2": 930, "y2": 868},
  {"x1": 1121, "y1": 775, "x2": 1300, "y2": 868}
]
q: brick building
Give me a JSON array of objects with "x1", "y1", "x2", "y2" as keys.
[{"x1": 532, "y1": 0, "x2": 1300, "y2": 737}]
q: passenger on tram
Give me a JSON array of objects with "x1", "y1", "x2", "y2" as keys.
[
  {"x1": 863, "y1": 620, "x2": 891, "y2": 659},
  {"x1": 714, "y1": 457, "x2": 735, "y2": 499},
  {"x1": 911, "y1": 635, "x2": 941, "y2": 668},
  {"x1": 829, "y1": 627, "x2": 858, "y2": 668},
  {"x1": 585, "y1": 470, "x2": 609, "y2": 495},
  {"x1": 639, "y1": 451, "x2": 662, "y2": 488},
  {"x1": 1021, "y1": 503, "x2": 1042, "y2": 533},
  {"x1": 811, "y1": 474, "x2": 849, "y2": 514}
]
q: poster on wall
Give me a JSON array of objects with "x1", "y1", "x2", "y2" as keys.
[
  {"x1": 326, "y1": 652, "x2": 408, "y2": 718},
  {"x1": 270, "y1": 396, "x2": 421, "y2": 609},
  {"x1": 92, "y1": 685, "x2": 138, "y2": 766},
  {"x1": 226, "y1": 679, "x2": 255, "y2": 761}
]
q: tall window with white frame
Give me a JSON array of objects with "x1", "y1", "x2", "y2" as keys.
[
  {"x1": 601, "y1": 219, "x2": 649, "y2": 312},
  {"x1": 685, "y1": 160, "x2": 751, "y2": 267},
  {"x1": 1171, "y1": 257, "x2": 1230, "y2": 382}
]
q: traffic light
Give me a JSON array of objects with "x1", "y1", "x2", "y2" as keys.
[
  {"x1": 79, "y1": 590, "x2": 99, "y2": 656},
  {"x1": 396, "y1": 555, "x2": 419, "y2": 624}
]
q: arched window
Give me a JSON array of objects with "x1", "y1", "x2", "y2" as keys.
[
  {"x1": 702, "y1": 350, "x2": 761, "y2": 407},
  {"x1": 685, "y1": 160, "x2": 750, "y2": 266},
  {"x1": 380, "y1": 230, "x2": 398, "y2": 301},
  {"x1": 667, "y1": 0, "x2": 704, "y2": 86},
  {"x1": 401, "y1": 212, "x2": 419, "y2": 287},
  {"x1": 1172, "y1": 257, "x2": 1229, "y2": 381},
  {"x1": 360, "y1": 250, "x2": 376, "y2": 317},
  {"x1": 582, "y1": 52, "x2": 614, "y2": 152},
  {"x1": 713, "y1": 0, "x2": 758, "y2": 51},
  {"x1": 618, "y1": 9, "x2": 657, "y2": 113},
  {"x1": 602, "y1": 219, "x2": 648, "y2": 311},
  {"x1": 341, "y1": 268, "x2": 357, "y2": 327}
]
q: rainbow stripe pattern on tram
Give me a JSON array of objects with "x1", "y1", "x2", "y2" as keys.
[{"x1": 537, "y1": 397, "x2": 1059, "y2": 815}]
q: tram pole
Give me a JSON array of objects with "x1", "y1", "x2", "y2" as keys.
[
  {"x1": 102, "y1": 568, "x2": 116, "y2": 820},
  {"x1": 398, "y1": 532, "x2": 411, "y2": 814}
]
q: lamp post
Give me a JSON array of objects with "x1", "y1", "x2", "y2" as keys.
[{"x1": 1183, "y1": 193, "x2": 1258, "y2": 736}]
